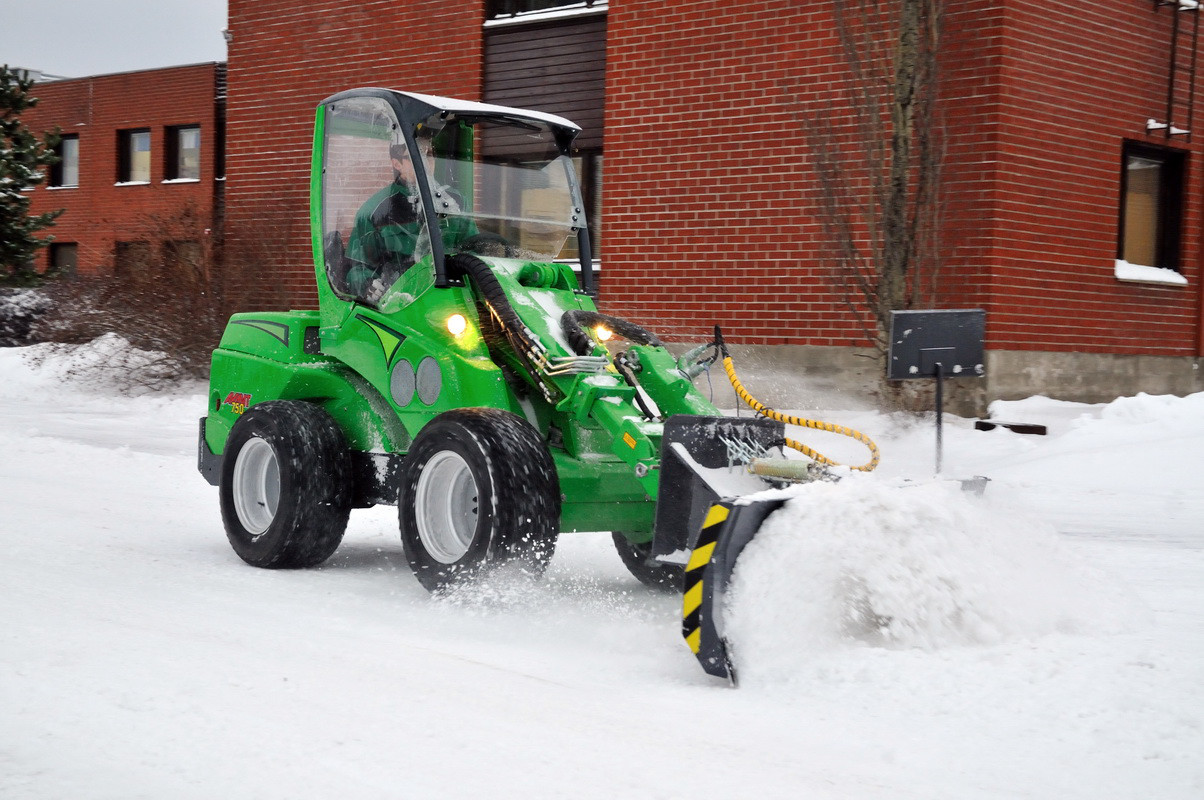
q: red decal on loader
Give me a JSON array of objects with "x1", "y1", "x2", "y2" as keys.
[{"x1": 223, "y1": 392, "x2": 252, "y2": 415}]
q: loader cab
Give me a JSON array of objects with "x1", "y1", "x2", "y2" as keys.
[{"x1": 314, "y1": 88, "x2": 594, "y2": 317}]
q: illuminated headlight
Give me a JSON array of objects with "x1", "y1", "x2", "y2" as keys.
[
  {"x1": 595, "y1": 325, "x2": 614, "y2": 342},
  {"x1": 447, "y1": 313, "x2": 468, "y2": 337}
]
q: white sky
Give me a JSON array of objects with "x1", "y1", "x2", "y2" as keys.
[{"x1": 0, "y1": 0, "x2": 227, "y2": 79}]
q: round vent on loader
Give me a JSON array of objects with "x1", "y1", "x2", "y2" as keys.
[
  {"x1": 416, "y1": 357, "x2": 442, "y2": 405},
  {"x1": 390, "y1": 360, "x2": 416, "y2": 407}
]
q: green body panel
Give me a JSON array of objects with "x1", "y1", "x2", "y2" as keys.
[
  {"x1": 205, "y1": 311, "x2": 409, "y2": 456},
  {"x1": 553, "y1": 451, "x2": 656, "y2": 533},
  {"x1": 317, "y1": 284, "x2": 518, "y2": 442}
]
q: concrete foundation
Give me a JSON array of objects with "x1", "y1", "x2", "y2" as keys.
[{"x1": 685, "y1": 343, "x2": 1204, "y2": 418}]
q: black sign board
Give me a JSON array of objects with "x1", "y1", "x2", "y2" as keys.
[{"x1": 888, "y1": 309, "x2": 986, "y2": 381}]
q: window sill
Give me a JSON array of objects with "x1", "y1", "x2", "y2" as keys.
[
  {"x1": 47, "y1": 185, "x2": 78, "y2": 190},
  {"x1": 114, "y1": 181, "x2": 151, "y2": 187},
  {"x1": 162, "y1": 178, "x2": 201, "y2": 184},
  {"x1": 1115, "y1": 259, "x2": 1188, "y2": 286}
]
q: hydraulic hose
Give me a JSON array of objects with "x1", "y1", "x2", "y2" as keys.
[
  {"x1": 561, "y1": 309, "x2": 664, "y2": 356},
  {"x1": 714, "y1": 327, "x2": 881, "y2": 473}
]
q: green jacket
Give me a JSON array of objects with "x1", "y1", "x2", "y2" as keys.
[
  {"x1": 345, "y1": 180, "x2": 421, "y2": 298},
  {"x1": 345, "y1": 180, "x2": 475, "y2": 301}
]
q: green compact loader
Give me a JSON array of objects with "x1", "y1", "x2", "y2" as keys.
[{"x1": 198, "y1": 88, "x2": 878, "y2": 682}]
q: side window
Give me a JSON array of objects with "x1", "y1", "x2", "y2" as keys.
[
  {"x1": 50, "y1": 135, "x2": 79, "y2": 187},
  {"x1": 1118, "y1": 141, "x2": 1185, "y2": 272},
  {"x1": 118, "y1": 129, "x2": 151, "y2": 184},
  {"x1": 49, "y1": 242, "x2": 78, "y2": 276},
  {"x1": 114, "y1": 240, "x2": 153, "y2": 279},
  {"x1": 321, "y1": 97, "x2": 432, "y2": 307},
  {"x1": 166, "y1": 125, "x2": 201, "y2": 181}
]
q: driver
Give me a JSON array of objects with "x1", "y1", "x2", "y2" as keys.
[{"x1": 345, "y1": 142, "x2": 429, "y2": 301}]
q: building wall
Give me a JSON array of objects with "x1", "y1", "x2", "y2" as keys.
[
  {"x1": 21, "y1": 63, "x2": 224, "y2": 275},
  {"x1": 966, "y1": 0, "x2": 1203, "y2": 358},
  {"x1": 602, "y1": 1, "x2": 1203, "y2": 359},
  {"x1": 601, "y1": 1, "x2": 859, "y2": 347},
  {"x1": 211, "y1": 1, "x2": 1203, "y2": 408},
  {"x1": 224, "y1": 0, "x2": 486, "y2": 305}
]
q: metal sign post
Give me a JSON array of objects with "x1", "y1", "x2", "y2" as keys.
[{"x1": 887, "y1": 309, "x2": 986, "y2": 475}]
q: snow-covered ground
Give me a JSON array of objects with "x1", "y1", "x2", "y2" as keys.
[{"x1": 1, "y1": 340, "x2": 1201, "y2": 799}]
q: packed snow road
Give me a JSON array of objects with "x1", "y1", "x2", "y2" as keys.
[{"x1": 1, "y1": 341, "x2": 1201, "y2": 799}]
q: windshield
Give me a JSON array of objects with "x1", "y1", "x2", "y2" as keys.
[{"x1": 425, "y1": 115, "x2": 583, "y2": 262}]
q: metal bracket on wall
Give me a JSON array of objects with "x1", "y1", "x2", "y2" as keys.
[{"x1": 1151, "y1": 0, "x2": 1200, "y2": 141}]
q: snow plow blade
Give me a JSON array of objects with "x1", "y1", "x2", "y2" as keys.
[{"x1": 682, "y1": 497, "x2": 786, "y2": 684}]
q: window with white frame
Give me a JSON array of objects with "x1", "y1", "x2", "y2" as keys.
[
  {"x1": 118, "y1": 129, "x2": 151, "y2": 183},
  {"x1": 166, "y1": 125, "x2": 201, "y2": 181},
  {"x1": 1118, "y1": 141, "x2": 1185, "y2": 272},
  {"x1": 50, "y1": 135, "x2": 79, "y2": 187}
]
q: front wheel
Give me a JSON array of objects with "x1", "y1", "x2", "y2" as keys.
[
  {"x1": 219, "y1": 401, "x2": 352, "y2": 568},
  {"x1": 612, "y1": 533, "x2": 683, "y2": 591},
  {"x1": 399, "y1": 408, "x2": 560, "y2": 592}
]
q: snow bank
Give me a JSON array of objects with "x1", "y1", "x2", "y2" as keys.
[
  {"x1": 724, "y1": 476, "x2": 1148, "y2": 684},
  {"x1": 2, "y1": 333, "x2": 206, "y2": 402}
]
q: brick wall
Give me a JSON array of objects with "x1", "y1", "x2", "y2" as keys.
[
  {"x1": 222, "y1": 0, "x2": 1203, "y2": 358},
  {"x1": 943, "y1": 0, "x2": 1202, "y2": 357},
  {"x1": 224, "y1": 0, "x2": 485, "y2": 306},
  {"x1": 603, "y1": 0, "x2": 1203, "y2": 356},
  {"x1": 602, "y1": 0, "x2": 858, "y2": 347},
  {"x1": 22, "y1": 63, "x2": 223, "y2": 275}
]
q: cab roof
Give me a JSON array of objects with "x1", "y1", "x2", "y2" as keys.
[{"x1": 318, "y1": 87, "x2": 581, "y2": 134}]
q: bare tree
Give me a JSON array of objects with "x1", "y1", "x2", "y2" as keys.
[
  {"x1": 32, "y1": 203, "x2": 288, "y2": 391},
  {"x1": 800, "y1": 0, "x2": 944, "y2": 352}
]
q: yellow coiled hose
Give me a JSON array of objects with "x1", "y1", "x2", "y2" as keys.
[{"x1": 721, "y1": 355, "x2": 881, "y2": 473}]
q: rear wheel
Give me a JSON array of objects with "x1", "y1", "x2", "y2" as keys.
[
  {"x1": 219, "y1": 401, "x2": 351, "y2": 568},
  {"x1": 399, "y1": 408, "x2": 559, "y2": 592},
  {"x1": 612, "y1": 532, "x2": 683, "y2": 592}
]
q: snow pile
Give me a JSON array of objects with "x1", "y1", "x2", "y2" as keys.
[
  {"x1": 1097, "y1": 390, "x2": 1204, "y2": 427},
  {"x1": 989, "y1": 390, "x2": 1204, "y2": 436},
  {"x1": 724, "y1": 476, "x2": 1147, "y2": 683},
  {"x1": 2, "y1": 339, "x2": 1202, "y2": 799},
  {"x1": 12, "y1": 333, "x2": 191, "y2": 396}
]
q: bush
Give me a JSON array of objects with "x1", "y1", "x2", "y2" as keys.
[
  {"x1": 0, "y1": 287, "x2": 51, "y2": 346},
  {"x1": 29, "y1": 206, "x2": 287, "y2": 392}
]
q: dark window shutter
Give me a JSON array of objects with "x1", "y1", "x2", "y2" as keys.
[{"x1": 484, "y1": 16, "x2": 606, "y2": 150}]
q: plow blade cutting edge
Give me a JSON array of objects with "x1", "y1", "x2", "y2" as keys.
[
  {"x1": 681, "y1": 497, "x2": 786, "y2": 684},
  {"x1": 649, "y1": 415, "x2": 792, "y2": 684}
]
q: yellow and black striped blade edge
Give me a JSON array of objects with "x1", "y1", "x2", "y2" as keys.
[{"x1": 682, "y1": 501, "x2": 735, "y2": 681}]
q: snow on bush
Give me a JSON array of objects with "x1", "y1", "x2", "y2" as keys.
[
  {"x1": 724, "y1": 475, "x2": 1148, "y2": 682},
  {"x1": 0, "y1": 288, "x2": 51, "y2": 345},
  {"x1": 19, "y1": 333, "x2": 183, "y2": 395}
]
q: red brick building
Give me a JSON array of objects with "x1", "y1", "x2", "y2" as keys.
[
  {"x1": 21, "y1": 63, "x2": 226, "y2": 279},
  {"x1": 215, "y1": 0, "x2": 1203, "y2": 406},
  {"x1": 30, "y1": 1, "x2": 1204, "y2": 406}
]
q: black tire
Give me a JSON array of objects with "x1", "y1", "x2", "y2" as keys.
[
  {"x1": 612, "y1": 532, "x2": 684, "y2": 592},
  {"x1": 219, "y1": 401, "x2": 351, "y2": 568},
  {"x1": 399, "y1": 408, "x2": 560, "y2": 592}
]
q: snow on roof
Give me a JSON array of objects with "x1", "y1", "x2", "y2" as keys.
[
  {"x1": 400, "y1": 91, "x2": 581, "y2": 132},
  {"x1": 484, "y1": 0, "x2": 607, "y2": 28}
]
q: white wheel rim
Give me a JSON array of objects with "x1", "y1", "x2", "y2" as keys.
[
  {"x1": 414, "y1": 451, "x2": 479, "y2": 564},
  {"x1": 232, "y1": 436, "x2": 280, "y2": 537}
]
